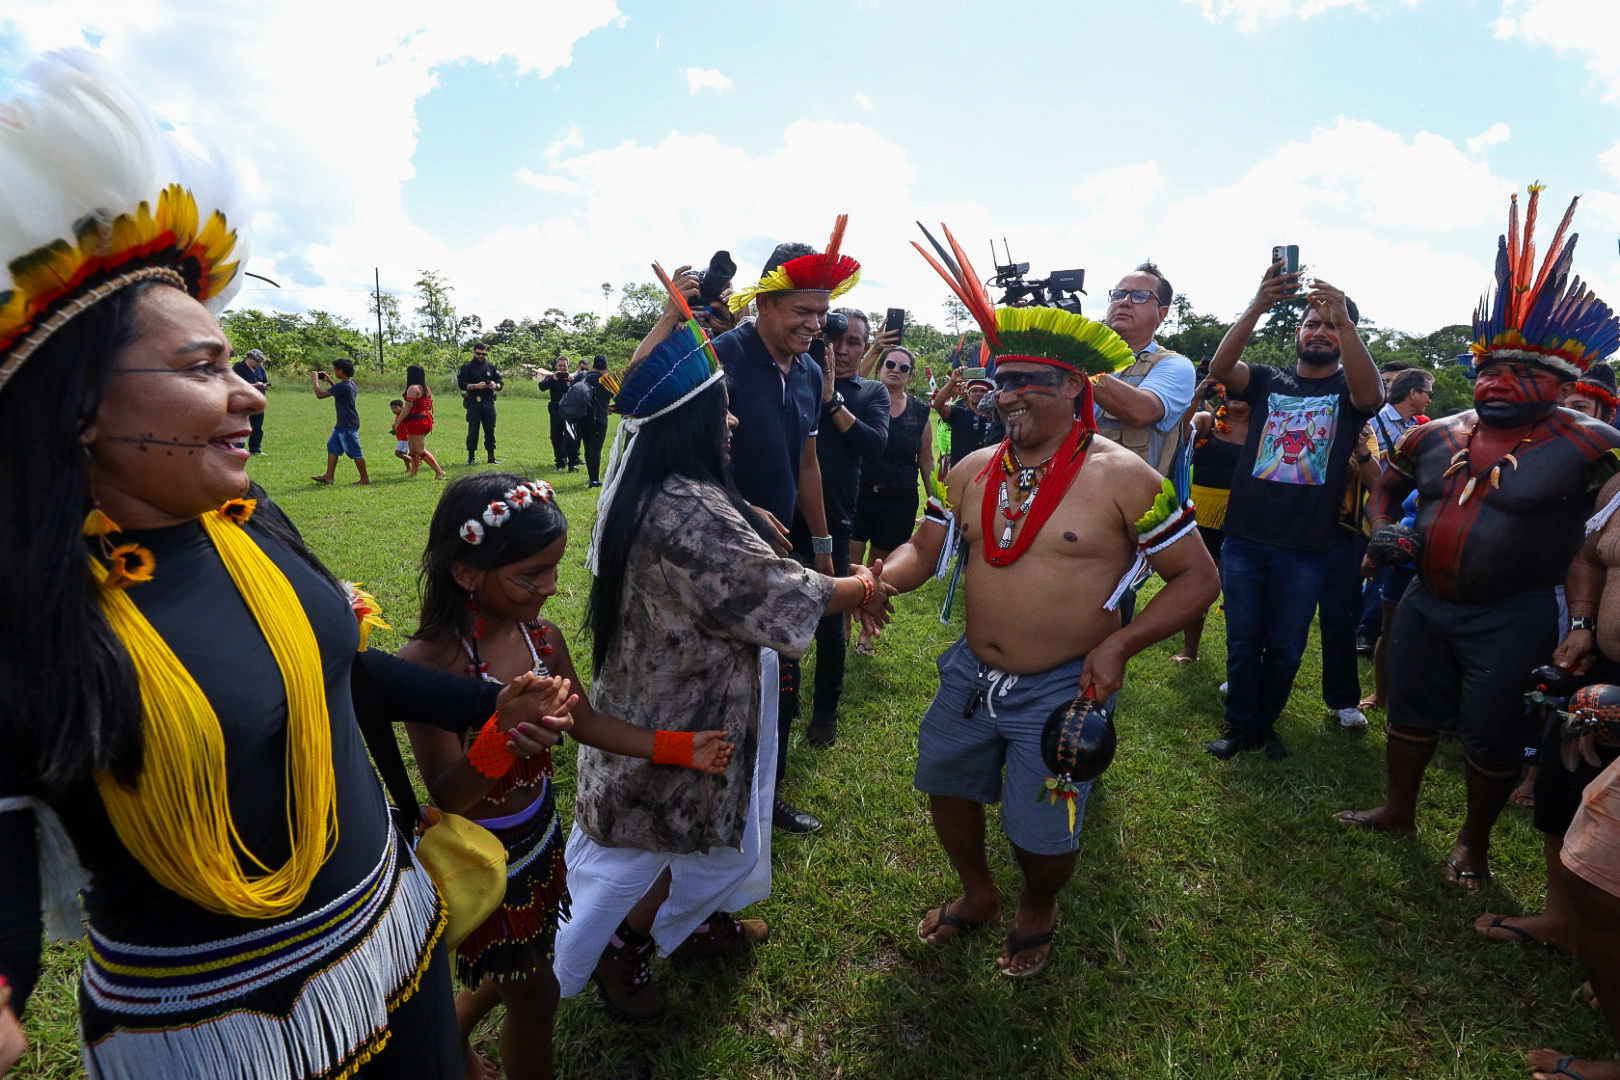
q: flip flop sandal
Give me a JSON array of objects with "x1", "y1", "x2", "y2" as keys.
[
  {"x1": 1334, "y1": 809, "x2": 1416, "y2": 837},
  {"x1": 917, "y1": 902, "x2": 985, "y2": 944},
  {"x1": 1476, "y1": 914, "x2": 1540, "y2": 945},
  {"x1": 1446, "y1": 857, "x2": 1491, "y2": 888},
  {"x1": 999, "y1": 926, "x2": 1056, "y2": 979}
]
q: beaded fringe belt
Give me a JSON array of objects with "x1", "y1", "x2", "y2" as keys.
[{"x1": 81, "y1": 828, "x2": 445, "y2": 1080}]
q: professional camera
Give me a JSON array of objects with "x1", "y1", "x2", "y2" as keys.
[
  {"x1": 988, "y1": 240, "x2": 1086, "y2": 315},
  {"x1": 693, "y1": 250, "x2": 737, "y2": 309}
]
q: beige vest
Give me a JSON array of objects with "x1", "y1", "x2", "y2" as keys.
[{"x1": 1095, "y1": 345, "x2": 1193, "y2": 477}]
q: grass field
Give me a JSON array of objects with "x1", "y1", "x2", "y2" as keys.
[{"x1": 11, "y1": 385, "x2": 1611, "y2": 1079}]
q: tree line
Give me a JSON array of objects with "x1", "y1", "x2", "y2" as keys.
[{"x1": 219, "y1": 271, "x2": 1478, "y2": 415}]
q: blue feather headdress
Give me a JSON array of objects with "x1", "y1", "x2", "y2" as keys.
[
  {"x1": 1471, "y1": 184, "x2": 1620, "y2": 379},
  {"x1": 586, "y1": 264, "x2": 726, "y2": 574}
]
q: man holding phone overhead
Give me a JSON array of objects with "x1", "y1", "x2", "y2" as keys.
[{"x1": 1092, "y1": 262, "x2": 1198, "y2": 484}]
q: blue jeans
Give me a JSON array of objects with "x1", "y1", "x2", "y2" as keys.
[
  {"x1": 1221, "y1": 535, "x2": 1333, "y2": 740},
  {"x1": 1317, "y1": 529, "x2": 1368, "y2": 711}
]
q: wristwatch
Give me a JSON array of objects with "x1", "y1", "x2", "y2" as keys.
[
  {"x1": 1571, "y1": 615, "x2": 1597, "y2": 633},
  {"x1": 811, "y1": 535, "x2": 835, "y2": 555},
  {"x1": 823, "y1": 391, "x2": 845, "y2": 418}
]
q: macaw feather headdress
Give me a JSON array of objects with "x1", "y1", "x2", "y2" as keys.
[
  {"x1": 587, "y1": 263, "x2": 725, "y2": 573},
  {"x1": 0, "y1": 50, "x2": 247, "y2": 395},
  {"x1": 1471, "y1": 184, "x2": 1617, "y2": 379},
  {"x1": 726, "y1": 214, "x2": 861, "y2": 312},
  {"x1": 912, "y1": 221, "x2": 1133, "y2": 428}
]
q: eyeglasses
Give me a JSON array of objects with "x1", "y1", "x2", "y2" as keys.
[
  {"x1": 1107, "y1": 289, "x2": 1159, "y2": 305},
  {"x1": 993, "y1": 368, "x2": 1066, "y2": 393},
  {"x1": 883, "y1": 359, "x2": 913, "y2": 373}
]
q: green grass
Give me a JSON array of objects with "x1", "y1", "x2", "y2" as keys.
[{"x1": 12, "y1": 386, "x2": 1610, "y2": 1079}]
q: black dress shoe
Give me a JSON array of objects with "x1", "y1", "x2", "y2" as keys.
[
  {"x1": 772, "y1": 798, "x2": 821, "y2": 834},
  {"x1": 487, "y1": 456, "x2": 501, "y2": 465},
  {"x1": 1263, "y1": 732, "x2": 1292, "y2": 760},
  {"x1": 1205, "y1": 735, "x2": 1260, "y2": 760},
  {"x1": 588, "y1": 480, "x2": 602, "y2": 488},
  {"x1": 806, "y1": 712, "x2": 837, "y2": 748},
  {"x1": 1355, "y1": 632, "x2": 1377, "y2": 657}
]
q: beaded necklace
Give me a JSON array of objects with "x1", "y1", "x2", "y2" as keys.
[{"x1": 994, "y1": 446, "x2": 1055, "y2": 549}]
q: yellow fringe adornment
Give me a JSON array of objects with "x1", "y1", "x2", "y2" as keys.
[{"x1": 91, "y1": 507, "x2": 338, "y2": 918}]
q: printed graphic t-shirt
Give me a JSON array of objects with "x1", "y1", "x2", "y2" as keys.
[{"x1": 1223, "y1": 364, "x2": 1375, "y2": 553}]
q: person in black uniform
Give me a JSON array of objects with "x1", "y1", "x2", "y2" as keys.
[
  {"x1": 537, "y1": 356, "x2": 579, "y2": 471},
  {"x1": 457, "y1": 343, "x2": 503, "y2": 465},
  {"x1": 578, "y1": 355, "x2": 614, "y2": 488}
]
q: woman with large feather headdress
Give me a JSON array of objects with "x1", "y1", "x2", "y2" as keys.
[
  {"x1": 0, "y1": 52, "x2": 575, "y2": 1079},
  {"x1": 548, "y1": 272, "x2": 886, "y2": 1022}
]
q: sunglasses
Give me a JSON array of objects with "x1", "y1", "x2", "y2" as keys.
[
  {"x1": 1107, "y1": 288, "x2": 1159, "y2": 305},
  {"x1": 883, "y1": 359, "x2": 913, "y2": 373},
  {"x1": 993, "y1": 368, "x2": 1066, "y2": 393}
]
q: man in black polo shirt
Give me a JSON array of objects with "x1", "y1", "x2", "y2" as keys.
[
  {"x1": 231, "y1": 348, "x2": 272, "y2": 454},
  {"x1": 709, "y1": 238, "x2": 858, "y2": 834},
  {"x1": 931, "y1": 368, "x2": 1003, "y2": 473},
  {"x1": 787, "y1": 307, "x2": 889, "y2": 749},
  {"x1": 457, "y1": 343, "x2": 502, "y2": 465}
]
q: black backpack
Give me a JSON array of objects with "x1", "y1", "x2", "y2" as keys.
[{"x1": 559, "y1": 377, "x2": 593, "y2": 422}]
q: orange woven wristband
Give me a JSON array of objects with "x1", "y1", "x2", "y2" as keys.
[
  {"x1": 651, "y1": 730, "x2": 695, "y2": 767},
  {"x1": 467, "y1": 713, "x2": 517, "y2": 778}
]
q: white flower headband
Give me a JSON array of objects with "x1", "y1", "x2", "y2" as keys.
[{"x1": 458, "y1": 480, "x2": 556, "y2": 545}]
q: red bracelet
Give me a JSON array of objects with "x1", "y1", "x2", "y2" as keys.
[
  {"x1": 859, "y1": 572, "x2": 875, "y2": 607},
  {"x1": 467, "y1": 712, "x2": 517, "y2": 778},
  {"x1": 651, "y1": 730, "x2": 695, "y2": 767}
]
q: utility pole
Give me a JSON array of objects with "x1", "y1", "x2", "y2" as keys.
[{"x1": 373, "y1": 268, "x2": 385, "y2": 373}]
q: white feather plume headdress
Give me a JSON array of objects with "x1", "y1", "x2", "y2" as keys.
[{"x1": 0, "y1": 50, "x2": 248, "y2": 394}]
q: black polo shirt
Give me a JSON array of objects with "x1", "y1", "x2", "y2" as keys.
[
  {"x1": 807, "y1": 375, "x2": 888, "y2": 536},
  {"x1": 947, "y1": 401, "x2": 1004, "y2": 461},
  {"x1": 712, "y1": 321, "x2": 821, "y2": 526}
]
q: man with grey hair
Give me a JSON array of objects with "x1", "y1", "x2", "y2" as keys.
[
  {"x1": 231, "y1": 348, "x2": 272, "y2": 454},
  {"x1": 1091, "y1": 261, "x2": 1197, "y2": 484}
]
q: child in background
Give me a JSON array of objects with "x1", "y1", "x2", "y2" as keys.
[
  {"x1": 399, "y1": 473, "x2": 733, "y2": 1080},
  {"x1": 310, "y1": 356, "x2": 369, "y2": 485},
  {"x1": 390, "y1": 399, "x2": 412, "y2": 471}
]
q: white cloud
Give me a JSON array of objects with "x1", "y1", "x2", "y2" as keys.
[
  {"x1": 546, "y1": 124, "x2": 585, "y2": 165},
  {"x1": 854, "y1": 91, "x2": 874, "y2": 112},
  {"x1": 0, "y1": 0, "x2": 623, "y2": 324},
  {"x1": 1183, "y1": 0, "x2": 1370, "y2": 31},
  {"x1": 1602, "y1": 140, "x2": 1620, "y2": 182},
  {"x1": 1493, "y1": 0, "x2": 1620, "y2": 101},
  {"x1": 515, "y1": 167, "x2": 579, "y2": 195},
  {"x1": 1070, "y1": 162, "x2": 1166, "y2": 241},
  {"x1": 1466, "y1": 122, "x2": 1511, "y2": 153},
  {"x1": 681, "y1": 67, "x2": 733, "y2": 94}
]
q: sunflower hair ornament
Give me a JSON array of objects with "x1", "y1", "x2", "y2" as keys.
[
  {"x1": 1470, "y1": 183, "x2": 1619, "y2": 380},
  {"x1": 726, "y1": 214, "x2": 861, "y2": 313},
  {"x1": 0, "y1": 50, "x2": 248, "y2": 396}
]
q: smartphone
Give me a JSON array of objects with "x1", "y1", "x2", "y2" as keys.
[
  {"x1": 961, "y1": 366, "x2": 987, "y2": 380},
  {"x1": 807, "y1": 339, "x2": 826, "y2": 365},
  {"x1": 1271, "y1": 245, "x2": 1301, "y2": 275},
  {"x1": 884, "y1": 307, "x2": 906, "y2": 342}
]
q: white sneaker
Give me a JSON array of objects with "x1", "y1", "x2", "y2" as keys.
[
  {"x1": 1334, "y1": 707, "x2": 1368, "y2": 729},
  {"x1": 1218, "y1": 681, "x2": 1228, "y2": 696}
]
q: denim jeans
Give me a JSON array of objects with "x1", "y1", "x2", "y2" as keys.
[
  {"x1": 1221, "y1": 534, "x2": 1333, "y2": 740},
  {"x1": 1317, "y1": 528, "x2": 1368, "y2": 711}
]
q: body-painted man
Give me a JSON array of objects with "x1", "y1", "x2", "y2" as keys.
[
  {"x1": 1340, "y1": 186, "x2": 1620, "y2": 888},
  {"x1": 878, "y1": 227, "x2": 1219, "y2": 978}
]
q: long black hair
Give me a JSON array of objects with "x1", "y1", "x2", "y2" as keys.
[
  {"x1": 416, "y1": 472, "x2": 569, "y2": 642},
  {"x1": 404, "y1": 364, "x2": 426, "y2": 393},
  {"x1": 0, "y1": 279, "x2": 339, "y2": 796},
  {"x1": 585, "y1": 381, "x2": 771, "y2": 671}
]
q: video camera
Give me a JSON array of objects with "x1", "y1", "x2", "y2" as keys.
[{"x1": 988, "y1": 240, "x2": 1086, "y2": 315}]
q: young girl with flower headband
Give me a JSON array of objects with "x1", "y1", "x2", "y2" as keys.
[{"x1": 399, "y1": 472, "x2": 733, "y2": 1079}]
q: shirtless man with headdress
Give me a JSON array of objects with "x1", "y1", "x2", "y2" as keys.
[
  {"x1": 1339, "y1": 186, "x2": 1620, "y2": 889},
  {"x1": 876, "y1": 225, "x2": 1219, "y2": 978}
]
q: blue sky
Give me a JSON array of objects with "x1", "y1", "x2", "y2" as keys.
[{"x1": 5, "y1": 0, "x2": 1619, "y2": 336}]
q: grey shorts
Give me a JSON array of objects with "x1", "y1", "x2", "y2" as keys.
[{"x1": 915, "y1": 636, "x2": 1097, "y2": 856}]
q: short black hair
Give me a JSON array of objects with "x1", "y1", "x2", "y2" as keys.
[
  {"x1": 1388, "y1": 368, "x2": 1432, "y2": 403},
  {"x1": 762, "y1": 242, "x2": 815, "y2": 277},
  {"x1": 1133, "y1": 261, "x2": 1173, "y2": 307},
  {"x1": 593, "y1": 354, "x2": 608, "y2": 370},
  {"x1": 1379, "y1": 360, "x2": 1413, "y2": 374},
  {"x1": 333, "y1": 357, "x2": 355, "y2": 377}
]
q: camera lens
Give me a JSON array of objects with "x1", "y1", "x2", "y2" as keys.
[{"x1": 824, "y1": 312, "x2": 849, "y2": 339}]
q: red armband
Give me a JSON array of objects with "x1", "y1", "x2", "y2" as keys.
[
  {"x1": 651, "y1": 730, "x2": 695, "y2": 767},
  {"x1": 468, "y1": 713, "x2": 517, "y2": 778}
]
